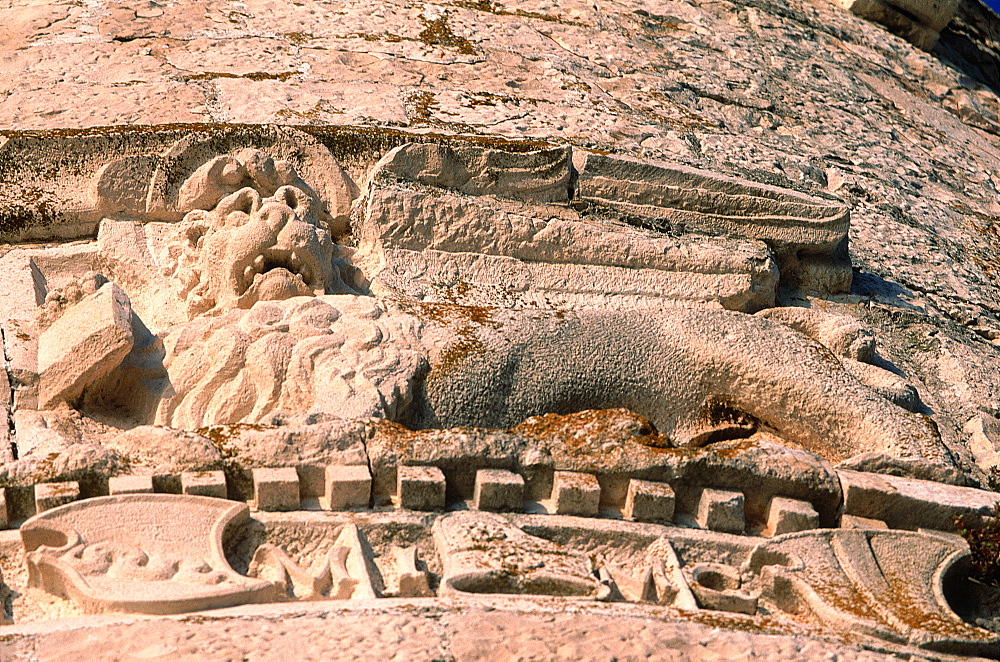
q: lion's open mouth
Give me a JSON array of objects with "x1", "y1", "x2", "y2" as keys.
[{"x1": 236, "y1": 247, "x2": 319, "y2": 306}]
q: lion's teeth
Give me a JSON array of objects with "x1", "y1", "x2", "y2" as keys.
[
  {"x1": 253, "y1": 255, "x2": 265, "y2": 271},
  {"x1": 243, "y1": 266, "x2": 255, "y2": 285}
]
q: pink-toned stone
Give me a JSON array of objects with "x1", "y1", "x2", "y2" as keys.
[
  {"x1": 181, "y1": 471, "x2": 228, "y2": 499},
  {"x1": 253, "y1": 467, "x2": 300, "y2": 512},
  {"x1": 473, "y1": 469, "x2": 524, "y2": 512},
  {"x1": 34, "y1": 481, "x2": 80, "y2": 513},
  {"x1": 397, "y1": 466, "x2": 445, "y2": 511},
  {"x1": 108, "y1": 475, "x2": 155, "y2": 495},
  {"x1": 552, "y1": 471, "x2": 600, "y2": 517},
  {"x1": 623, "y1": 479, "x2": 675, "y2": 523},
  {"x1": 325, "y1": 464, "x2": 371, "y2": 511}
]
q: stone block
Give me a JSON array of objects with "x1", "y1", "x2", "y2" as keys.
[
  {"x1": 473, "y1": 469, "x2": 524, "y2": 512},
  {"x1": 696, "y1": 488, "x2": 745, "y2": 534},
  {"x1": 397, "y1": 465, "x2": 446, "y2": 511},
  {"x1": 7, "y1": 485, "x2": 36, "y2": 521},
  {"x1": 765, "y1": 497, "x2": 819, "y2": 536},
  {"x1": 35, "y1": 481, "x2": 80, "y2": 513},
  {"x1": 394, "y1": 546, "x2": 432, "y2": 598},
  {"x1": 253, "y1": 467, "x2": 300, "y2": 512},
  {"x1": 326, "y1": 464, "x2": 371, "y2": 510},
  {"x1": 840, "y1": 514, "x2": 889, "y2": 530},
  {"x1": 360, "y1": 187, "x2": 778, "y2": 314},
  {"x1": 181, "y1": 471, "x2": 228, "y2": 499},
  {"x1": 624, "y1": 479, "x2": 675, "y2": 523},
  {"x1": 552, "y1": 471, "x2": 600, "y2": 517},
  {"x1": 108, "y1": 475, "x2": 155, "y2": 495},
  {"x1": 838, "y1": 469, "x2": 1000, "y2": 532},
  {"x1": 0, "y1": 252, "x2": 45, "y2": 323},
  {"x1": 37, "y1": 283, "x2": 134, "y2": 409}
]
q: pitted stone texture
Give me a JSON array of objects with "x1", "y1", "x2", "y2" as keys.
[
  {"x1": 406, "y1": 305, "x2": 948, "y2": 468},
  {"x1": 551, "y1": 471, "x2": 600, "y2": 517},
  {"x1": 765, "y1": 497, "x2": 820, "y2": 535},
  {"x1": 756, "y1": 307, "x2": 876, "y2": 362},
  {"x1": 181, "y1": 470, "x2": 228, "y2": 499},
  {"x1": 325, "y1": 464, "x2": 372, "y2": 511},
  {"x1": 397, "y1": 465, "x2": 446, "y2": 511},
  {"x1": 108, "y1": 475, "x2": 155, "y2": 495},
  {"x1": 473, "y1": 469, "x2": 524, "y2": 512},
  {"x1": 0, "y1": 602, "x2": 923, "y2": 661},
  {"x1": 696, "y1": 488, "x2": 745, "y2": 534},
  {"x1": 37, "y1": 282, "x2": 134, "y2": 410},
  {"x1": 253, "y1": 468, "x2": 300, "y2": 512},
  {"x1": 34, "y1": 481, "x2": 80, "y2": 513},
  {"x1": 624, "y1": 479, "x2": 676, "y2": 523}
]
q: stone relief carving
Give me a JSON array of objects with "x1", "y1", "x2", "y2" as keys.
[
  {"x1": 8, "y1": 130, "x2": 944, "y2": 464},
  {"x1": 13, "y1": 491, "x2": 1000, "y2": 656},
  {"x1": 21, "y1": 494, "x2": 278, "y2": 614},
  {"x1": 3, "y1": 126, "x2": 999, "y2": 656}
]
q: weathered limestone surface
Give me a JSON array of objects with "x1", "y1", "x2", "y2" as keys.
[
  {"x1": 433, "y1": 511, "x2": 600, "y2": 597},
  {"x1": 838, "y1": 467, "x2": 1000, "y2": 530},
  {"x1": 5, "y1": 0, "x2": 1000, "y2": 656},
  {"x1": 357, "y1": 142, "x2": 794, "y2": 311}
]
